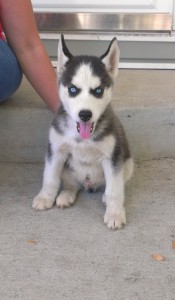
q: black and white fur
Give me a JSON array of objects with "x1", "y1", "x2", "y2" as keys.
[{"x1": 32, "y1": 35, "x2": 134, "y2": 230}]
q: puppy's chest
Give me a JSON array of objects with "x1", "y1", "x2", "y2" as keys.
[
  {"x1": 65, "y1": 143, "x2": 105, "y2": 189},
  {"x1": 68, "y1": 143, "x2": 103, "y2": 167}
]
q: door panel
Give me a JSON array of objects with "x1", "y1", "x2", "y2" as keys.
[{"x1": 32, "y1": 0, "x2": 173, "y2": 13}]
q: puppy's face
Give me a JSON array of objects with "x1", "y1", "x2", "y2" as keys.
[{"x1": 57, "y1": 36, "x2": 120, "y2": 139}]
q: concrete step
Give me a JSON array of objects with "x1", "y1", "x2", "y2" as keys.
[
  {"x1": 0, "y1": 69, "x2": 175, "y2": 163},
  {"x1": 0, "y1": 158, "x2": 175, "y2": 299}
]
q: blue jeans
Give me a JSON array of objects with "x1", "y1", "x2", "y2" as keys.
[{"x1": 0, "y1": 40, "x2": 23, "y2": 102}]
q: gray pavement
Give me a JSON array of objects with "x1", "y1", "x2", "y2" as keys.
[{"x1": 0, "y1": 159, "x2": 175, "y2": 300}]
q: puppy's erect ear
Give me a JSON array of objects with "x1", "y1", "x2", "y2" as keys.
[
  {"x1": 100, "y1": 37, "x2": 120, "y2": 80},
  {"x1": 57, "y1": 34, "x2": 73, "y2": 78}
]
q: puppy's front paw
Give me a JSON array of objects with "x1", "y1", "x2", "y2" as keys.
[
  {"x1": 56, "y1": 190, "x2": 76, "y2": 208},
  {"x1": 32, "y1": 193, "x2": 55, "y2": 211},
  {"x1": 104, "y1": 207, "x2": 126, "y2": 230}
]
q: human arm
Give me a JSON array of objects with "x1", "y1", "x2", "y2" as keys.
[{"x1": 0, "y1": 0, "x2": 59, "y2": 112}]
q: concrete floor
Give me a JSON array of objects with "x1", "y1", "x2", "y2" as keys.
[
  {"x1": 1, "y1": 70, "x2": 175, "y2": 299},
  {"x1": 0, "y1": 159, "x2": 175, "y2": 300}
]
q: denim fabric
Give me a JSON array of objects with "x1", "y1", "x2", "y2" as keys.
[{"x1": 0, "y1": 40, "x2": 23, "y2": 102}]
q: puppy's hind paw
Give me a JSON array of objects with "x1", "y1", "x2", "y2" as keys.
[
  {"x1": 104, "y1": 208, "x2": 126, "y2": 230},
  {"x1": 32, "y1": 194, "x2": 55, "y2": 211}
]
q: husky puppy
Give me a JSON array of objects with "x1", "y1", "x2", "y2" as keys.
[{"x1": 32, "y1": 35, "x2": 134, "y2": 230}]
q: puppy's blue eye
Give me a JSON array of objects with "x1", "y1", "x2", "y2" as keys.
[
  {"x1": 92, "y1": 87, "x2": 104, "y2": 98},
  {"x1": 95, "y1": 88, "x2": 103, "y2": 94},
  {"x1": 68, "y1": 85, "x2": 80, "y2": 96},
  {"x1": 70, "y1": 87, "x2": 77, "y2": 94}
]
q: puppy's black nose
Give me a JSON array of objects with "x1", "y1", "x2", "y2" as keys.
[{"x1": 79, "y1": 110, "x2": 92, "y2": 122}]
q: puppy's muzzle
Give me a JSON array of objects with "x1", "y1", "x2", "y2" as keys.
[{"x1": 77, "y1": 110, "x2": 94, "y2": 139}]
